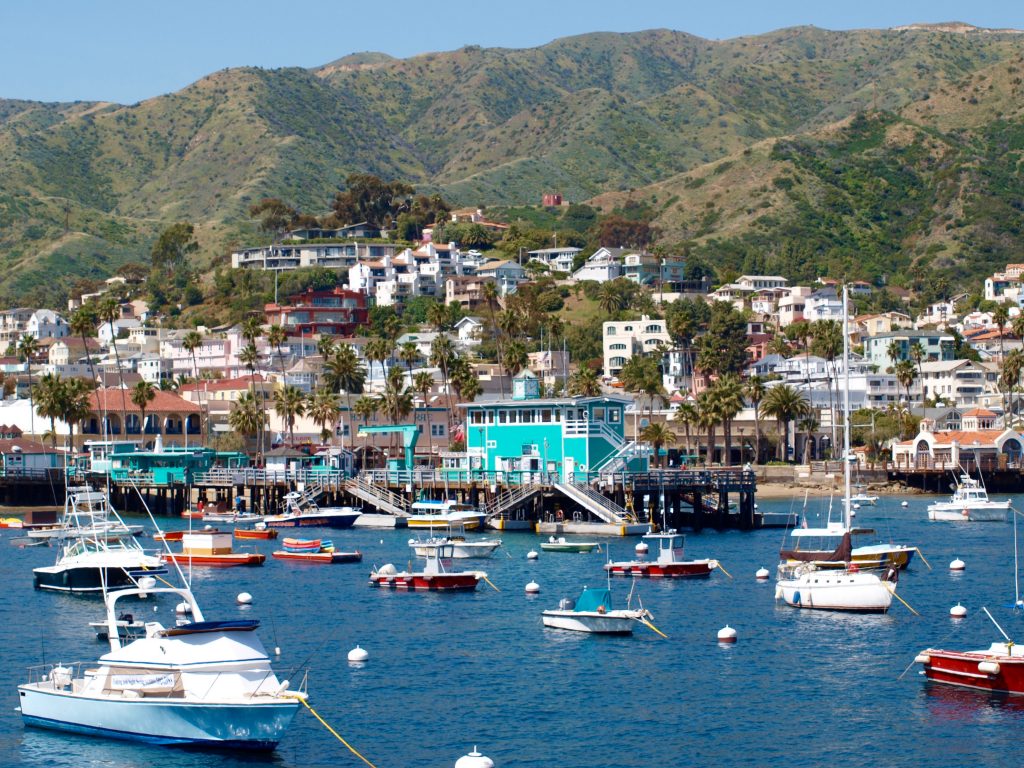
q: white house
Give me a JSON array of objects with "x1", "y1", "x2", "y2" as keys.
[
  {"x1": 454, "y1": 316, "x2": 485, "y2": 347},
  {"x1": 572, "y1": 248, "x2": 626, "y2": 283},
  {"x1": 602, "y1": 315, "x2": 672, "y2": 377},
  {"x1": 527, "y1": 247, "x2": 580, "y2": 273}
]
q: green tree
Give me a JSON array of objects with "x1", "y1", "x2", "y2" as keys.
[
  {"x1": 69, "y1": 306, "x2": 99, "y2": 384},
  {"x1": 323, "y1": 344, "x2": 365, "y2": 457},
  {"x1": 430, "y1": 335, "x2": 457, "y2": 427},
  {"x1": 17, "y1": 333, "x2": 39, "y2": 437},
  {"x1": 150, "y1": 222, "x2": 198, "y2": 273},
  {"x1": 640, "y1": 422, "x2": 675, "y2": 469},
  {"x1": 32, "y1": 373, "x2": 63, "y2": 448},
  {"x1": 712, "y1": 374, "x2": 745, "y2": 466},
  {"x1": 743, "y1": 375, "x2": 767, "y2": 464},
  {"x1": 182, "y1": 329, "x2": 206, "y2": 444},
  {"x1": 228, "y1": 390, "x2": 265, "y2": 448},
  {"x1": 248, "y1": 198, "x2": 298, "y2": 241},
  {"x1": 331, "y1": 174, "x2": 415, "y2": 229},
  {"x1": 696, "y1": 389, "x2": 721, "y2": 465},
  {"x1": 567, "y1": 365, "x2": 601, "y2": 397},
  {"x1": 673, "y1": 401, "x2": 698, "y2": 462},
  {"x1": 307, "y1": 387, "x2": 341, "y2": 443},
  {"x1": 267, "y1": 324, "x2": 287, "y2": 378},
  {"x1": 353, "y1": 395, "x2": 379, "y2": 468},
  {"x1": 61, "y1": 377, "x2": 93, "y2": 453},
  {"x1": 502, "y1": 340, "x2": 528, "y2": 379},
  {"x1": 761, "y1": 384, "x2": 810, "y2": 462}
]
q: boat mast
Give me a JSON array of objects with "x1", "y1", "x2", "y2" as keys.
[{"x1": 843, "y1": 284, "x2": 851, "y2": 527}]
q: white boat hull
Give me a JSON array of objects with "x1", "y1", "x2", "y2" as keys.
[
  {"x1": 927, "y1": 502, "x2": 1010, "y2": 522},
  {"x1": 18, "y1": 685, "x2": 297, "y2": 749},
  {"x1": 411, "y1": 540, "x2": 501, "y2": 559},
  {"x1": 776, "y1": 571, "x2": 893, "y2": 612},
  {"x1": 541, "y1": 610, "x2": 639, "y2": 634}
]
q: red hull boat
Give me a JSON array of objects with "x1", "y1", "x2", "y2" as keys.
[
  {"x1": 368, "y1": 542, "x2": 483, "y2": 592},
  {"x1": 161, "y1": 552, "x2": 265, "y2": 568},
  {"x1": 234, "y1": 528, "x2": 278, "y2": 540},
  {"x1": 605, "y1": 530, "x2": 718, "y2": 579},
  {"x1": 917, "y1": 643, "x2": 1024, "y2": 694}
]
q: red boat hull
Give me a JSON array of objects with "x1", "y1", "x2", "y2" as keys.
[
  {"x1": 604, "y1": 561, "x2": 714, "y2": 578},
  {"x1": 368, "y1": 573, "x2": 480, "y2": 591},
  {"x1": 920, "y1": 649, "x2": 1024, "y2": 694},
  {"x1": 161, "y1": 553, "x2": 265, "y2": 568},
  {"x1": 234, "y1": 529, "x2": 278, "y2": 540},
  {"x1": 273, "y1": 550, "x2": 362, "y2": 564}
]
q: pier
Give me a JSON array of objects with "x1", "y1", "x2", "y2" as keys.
[{"x1": 0, "y1": 467, "x2": 760, "y2": 533}]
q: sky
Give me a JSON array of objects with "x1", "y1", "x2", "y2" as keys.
[{"x1": 2, "y1": 0, "x2": 1023, "y2": 104}]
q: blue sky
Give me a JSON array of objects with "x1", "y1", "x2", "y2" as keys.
[{"x1": 2, "y1": 0, "x2": 1022, "y2": 103}]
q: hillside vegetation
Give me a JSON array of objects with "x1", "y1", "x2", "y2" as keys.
[{"x1": 0, "y1": 25, "x2": 1022, "y2": 305}]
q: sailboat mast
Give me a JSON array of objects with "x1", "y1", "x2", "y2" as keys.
[{"x1": 843, "y1": 284, "x2": 851, "y2": 525}]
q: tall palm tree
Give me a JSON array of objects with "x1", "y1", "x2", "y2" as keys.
[
  {"x1": 182, "y1": 329, "x2": 207, "y2": 444},
  {"x1": 696, "y1": 389, "x2": 721, "y2": 466},
  {"x1": 33, "y1": 373, "x2": 63, "y2": 448},
  {"x1": 17, "y1": 333, "x2": 39, "y2": 437},
  {"x1": 743, "y1": 375, "x2": 766, "y2": 464},
  {"x1": 323, "y1": 344, "x2": 365, "y2": 457},
  {"x1": 812, "y1": 320, "x2": 842, "y2": 450},
  {"x1": 97, "y1": 296, "x2": 129, "y2": 431},
  {"x1": 673, "y1": 401, "x2": 698, "y2": 464},
  {"x1": 713, "y1": 374, "x2": 745, "y2": 466},
  {"x1": 894, "y1": 359, "x2": 916, "y2": 435},
  {"x1": 909, "y1": 341, "x2": 926, "y2": 407},
  {"x1": 238, "y1": 342, "x2": 265, "y2": 454},
  {"x1": 377, "y1": 367, "x2": 415, "y2": 426},
  {"x1": 130, "y1": 380, "x2": 157, "y2": 441},
  {"x1": 228, "y1": 390, "x2": 265, "y2": 451},
  {"x1": 353, "y1": 395, "x2": 379, "y2": 468},
  {"x1": 307, "y1": 387, "x2": 341, "y2": 443},
  {"x1": 413, "y1": 369, "x2": 436, "y2": 456},
  {"x1": 317, "y1": 335, "x2": 337, "y2": 360},
  {"x1": 273, "y1": 384, "x2": 306, "y2": 446},
  {"x1": 799, "y1": 415, "x2": 820, "y2": 464},
  {"x1": 430, "y1": 334, "x2": 456, "y2": 427},
  {"x1": 639, "y1": 422, "x2": 675, "y2": 469},
  {"x1": 760, "y1": 384, "x2": 810, "y2": 462},
  {"x1": 1002, "y1": 349, "x2": 1024, "y2": 427},
  {"x1": 481, "y1": 281, "x2": 506, "y2": 396},
  {"x1": 993, "y1": 304, "x2": 1010, "y2": 363},
  {"x1": 886, "y1": 338, "x2": 903, "y2": 372},
  {"x1": 69, "y1": 306, "x2": 99, "y2": 384},
  {"x1": 502, "y1": 340, "x2": 528, "y2": 379},
  {"x1": 266, "y1": 324, "x2": 287, "y2": 378},
  {"x1": 61, "y1": 377, "x2": 93, "y2": 454},
  {"x1": 399, "y1": 341, "x2": 419, "y2": 374},
  {"x1": 364, "y1": 336, "x2": 392, "y2": 388},
  {"x1": 597, "y1": 282, "x2": 626, "y2": 316}
]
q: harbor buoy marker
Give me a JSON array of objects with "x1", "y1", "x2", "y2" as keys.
[
  {"x1": 456, "y1": 747, "x2": 494, "y2": 768},
  {"x1": 755, "y1": 567, "x2": 770, "y2": 580},
  {"x1": 717, "y1": 625, "x2": 738, "y2": 644},
  {"x1": 525, "y1": 581, "x2": 540, "y2": 594},
  {"x1": 950, "y1": 558, "x2": 966, "y2": 571},
  {"x1": 236, "y1": 592, "x2": 253, "y2": 605},
  {"x1": 526, "y1": 550, "x2": 539, "y2": 560},
  {"x1": 348, "y1": 645, "x2": 369, "y2": 663},
  {"x1": 950, "y1": 603, "x2": 967, "y2": 618}
]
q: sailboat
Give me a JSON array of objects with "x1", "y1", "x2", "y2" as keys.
[{"x1": 775, "y1": 285, "x2": 899, "y2": 613}]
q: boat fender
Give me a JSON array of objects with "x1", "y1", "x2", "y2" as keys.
[
  {"x1": 978, "y1": 661, "x2": 1001, "y2": 675},
  {"x1": 276, "y1": 680, "x2": 290, "y2": 694},
  {"x1": 709, "y1": 559, "x2": 719, "y2": 570},
  {"x1": 848, "y1": 564, "x2": 859, "y2": 573},
  {"x1": 597, "y1": 605, "x2": 606, "y2": 614},
  {"x1": 884, "y1": 566, "x2": 899, "y2": 584},
  {"x1": 377, "y1": 563, "x2": 397, "y2": 576}
]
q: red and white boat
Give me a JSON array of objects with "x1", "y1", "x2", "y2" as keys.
[
  {"x1": 369, "y1": 542, "x2": 483, "y2": 591},
  {"x1": 160, "y1": 531, "x2": 265, "y2": 568},
  {"x1": 273, "y1": 549, "x2": 362, "y2": 564},
  {"x1": 917, "y1": 636, "x2": 1024, "y2": 695},
  {"x1": 605, "y1": 530, "x2": 718, "y2": 579}
]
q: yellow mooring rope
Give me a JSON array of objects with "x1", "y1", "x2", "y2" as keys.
[{"x1": 290, "y1": 695, "x2": 380, "y2": 768}]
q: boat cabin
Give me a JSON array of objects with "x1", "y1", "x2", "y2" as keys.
[{"x1": 181, "y1": 532, "x2": 234, "y2": 555}]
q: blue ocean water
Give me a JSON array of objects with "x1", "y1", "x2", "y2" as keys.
[{"x1": 3, "y1": 495, "x2": 1024, "y2": 768}]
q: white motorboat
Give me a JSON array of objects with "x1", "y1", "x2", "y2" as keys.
[
  {"x1": 263, "y1": 488, "x2": 361, "y2": 529},
  {"x1": 407, "y1": 499, "x2": 485, "y2": 531},
  {"x1": 18, "y1": 584, "x2": 302, "y2": 748},
  {"x1": 32, "y1": 487, "x2": 164, "y2": 594},
  {"x1": 850, "y1": 493, "x2": 879, "y2": 506},
  {"x1": 775, "y1": 286, "x2": 899, "y2": 613},
  {"x1": 409, "y1": 524, "x2": 502, "y2": 559},
  {"x1": 927, "y1": 474, "x2": 1011, "y2": 522},
  {"x1": 542, "y1": 586, "x2": 654, "y2": 634}
]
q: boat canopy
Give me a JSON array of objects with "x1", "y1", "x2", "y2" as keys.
[
  {"x1": 780, "y1": 532, "x2": 852, "y2": 564},
  {"x1": 575, "y1": 588, "x2": 613, "y2": 613}
]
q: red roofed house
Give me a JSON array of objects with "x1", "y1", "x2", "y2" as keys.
[
  {"x1": 264, "y1": 287, "x2": 368, "y2": 337},
  {"x1": 80, "y1": 388, "x2": 201, "y2": 447},
  {"x1": 178, "y1": 375, "x2": 274, "y2": 435},
  {"x1": 891, "y1": 410, "x2": 1024, "y2": 471}
]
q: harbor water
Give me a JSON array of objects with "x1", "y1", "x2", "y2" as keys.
[{"x1": 3, "y1": 494, "x2": 1024, "y2": 767}]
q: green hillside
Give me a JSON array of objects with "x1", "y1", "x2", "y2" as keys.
[{"x1": 0, "y1": 25, "x2": 1022, "y2": 306}]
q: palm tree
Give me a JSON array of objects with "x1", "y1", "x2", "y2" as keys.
[
  {"x1": 323, "y1": 344, "x2": 365, "y2": 456},
  {"x1": 61, "y1": 377, "x2": 93, "y2": 454},
  {"x1": 696, "y1": 389, "x2": 721, "y2": 466},
  {"x1": 377, "y1": 367, "x2": 415, "y2": 428},
  {"x1": 399, "y1": 341, "x2": 419, "y2": 374},
  {"x1": 1002, "y1": 349, "x2": 1024, "y2": 427},
  {"x1": 228, "y1": 390, "x2": 265, "y2": 450},
  {"x1": 812, "y1": 320, "x2": 842, "y2": 450},
  {"x1": 353, "y1": 395, "x2": 379, "y2": 469},
  {"x1": 597, "y1": 282, "x2": 626, "y2": 316},
  {"x1": 273, "y1": 384, "x2": 306, "y2": 446},
  {"x1": 909, "y1": 341, "x2": 926, "y2": 407},
  {"x1": 317, "y1": 335, "x2": 337, "y2": 360},
  {"x1": 639, "y1": 422, "x2": 675, "y2": 469},
  {"x1": 894, "y1": 360, "x2": 916, "y2": 436},
  {"x1": 502, "y1": 340, "x2": 528, "y2": 379},
  {"x1": 567, "y1": 365, "x2": 601, "y2": 397},
  {"x1": 673, "y1": 401, "x2": 698, "y2": 464},
  {"x1": 413, "y1": 369, "x2": 436, "y2": 456},
  {"x1": 17, "y1": 333, "x2": 39, "y2": 437},
  {"x1": 481, "y1": 281, "x2": 506, "y2": 396},
  {"x1": 430, "y1": 334, "x2": 456, "y2": 427},
  {"x1": 761, "y1": 384, "x2": 810, "y2": 462},
  {"x1": 182, "y1": 330, "x2": 207, "y2": 444},
  {"x1": 799, "y1": 414, "x2": 820, "y2": 464},
  {"x1": 307, "y1": 387, "x2": 341, "y2": 443},
  {"x1": 364, "y1": 336, "x2": 392, "y2": 388},
  {"x1": 744, "y1": 375, "x2": 766, "y2": 464},
  {"x1": 994, "y1": 304, "x2": 1010, "y2": 362},
  {"x1": 238, "y1": 342, "x2": 265, "y2": 454},
  {"x1": 266, "y1": 324, "x2": 287, "y2": 378},
  {"x1": 69, "y1": 306, "x2": 99, "y2": 384},
  {"x1": 33, "y1": 373, "x2": 63, "y2": 448},
  {"x1": 713, "y1": 374, "x2": 745, "y2": 466},
  {"x1": 886, "y1": 338, "x2": 903, "y2": 372},
  {"x1": 130, "y1": 380, "x2": 156, "y2": 441},
  {"x1": 97, "y1": 297, "x2": 129, "y2": 431}
]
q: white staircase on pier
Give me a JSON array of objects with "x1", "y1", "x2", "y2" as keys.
[
  {"x1": 596, "y1": 440, "x2": 649, "y2": 480},
  {"x1": 483, "y1": 484, "x2": 541, "y2": 521},
  {"x1": 553, "y1": 482, "x2": 632, "y2": 524},
  {"x1": 345, "y1": 475, "x2": 410, "y2": 517}
]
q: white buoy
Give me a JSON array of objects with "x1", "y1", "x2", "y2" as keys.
[
  {"x1": 635, "y1": 541, "x2": 649, "y2": 555},
  {"x1": 525, "y1": 581, "x2": 540, "y2": 594},
  {"x1": 348, "y1": 645, "x2": 369, "y2": 663},
  {"x1": 755, "y1": 567, "x2": 770, "y2": 580},
  {"x1": 526, "y1": 550, "x2": 539, "y2": 560},
  {"x1": 950, "y1": 558, "x2": 966, "y2": 571},
  {"x1": 950, "y1": 603, "x2": 968, "y2": 618},
  {"x1": 274, "y1": 646, "x2": 281, "y2": 656},
  {"x1": 901, "y1": 501, "x2": 909, "y2": 508},
  {"x1": 853, "y1": 503, "x2": 860, "y2": 510},
  {"x1": 717, "y1": 625, "x2": 738, "y2": 644},
  {"x1": 237, "y1": 592, "x2": 253, "y2": 605},
  {"x1": 379, "y1": 539, "x2": 384, "y2": 544},
  {"x1": 138, "y1": 576, "x2": 156, "y2": 591},
  {"x1": 175, "y1": 602, "x2": 191, "y2": 615},
  {"x1": 455, "y1": 747, "x2": 494, "y2": 768}
]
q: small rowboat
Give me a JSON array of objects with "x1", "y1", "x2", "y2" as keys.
[
  {"x1": 234, "y1": 527, "x2": 278, "y2": 540},
  {"x1": 539, "y1": 536, "x2": 598, "y2": 553},
  {"x1": 272, "y1": 550, "x2": 362, "y2": 564},
  {"x1": 281, "y1": 537, "x2": 323, "y2": 551}
]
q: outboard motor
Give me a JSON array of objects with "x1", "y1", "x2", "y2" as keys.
[
  {"x1": 884, "y1": 565, "x2": 899, "y2": 584},
  {"x1": 558, "y1": 598, "x2": 575, "y2": 611}
]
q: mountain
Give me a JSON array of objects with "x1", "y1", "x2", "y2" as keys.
[{"x1": 0, "y1": 25, "x2": 1022, "y2": 305}]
